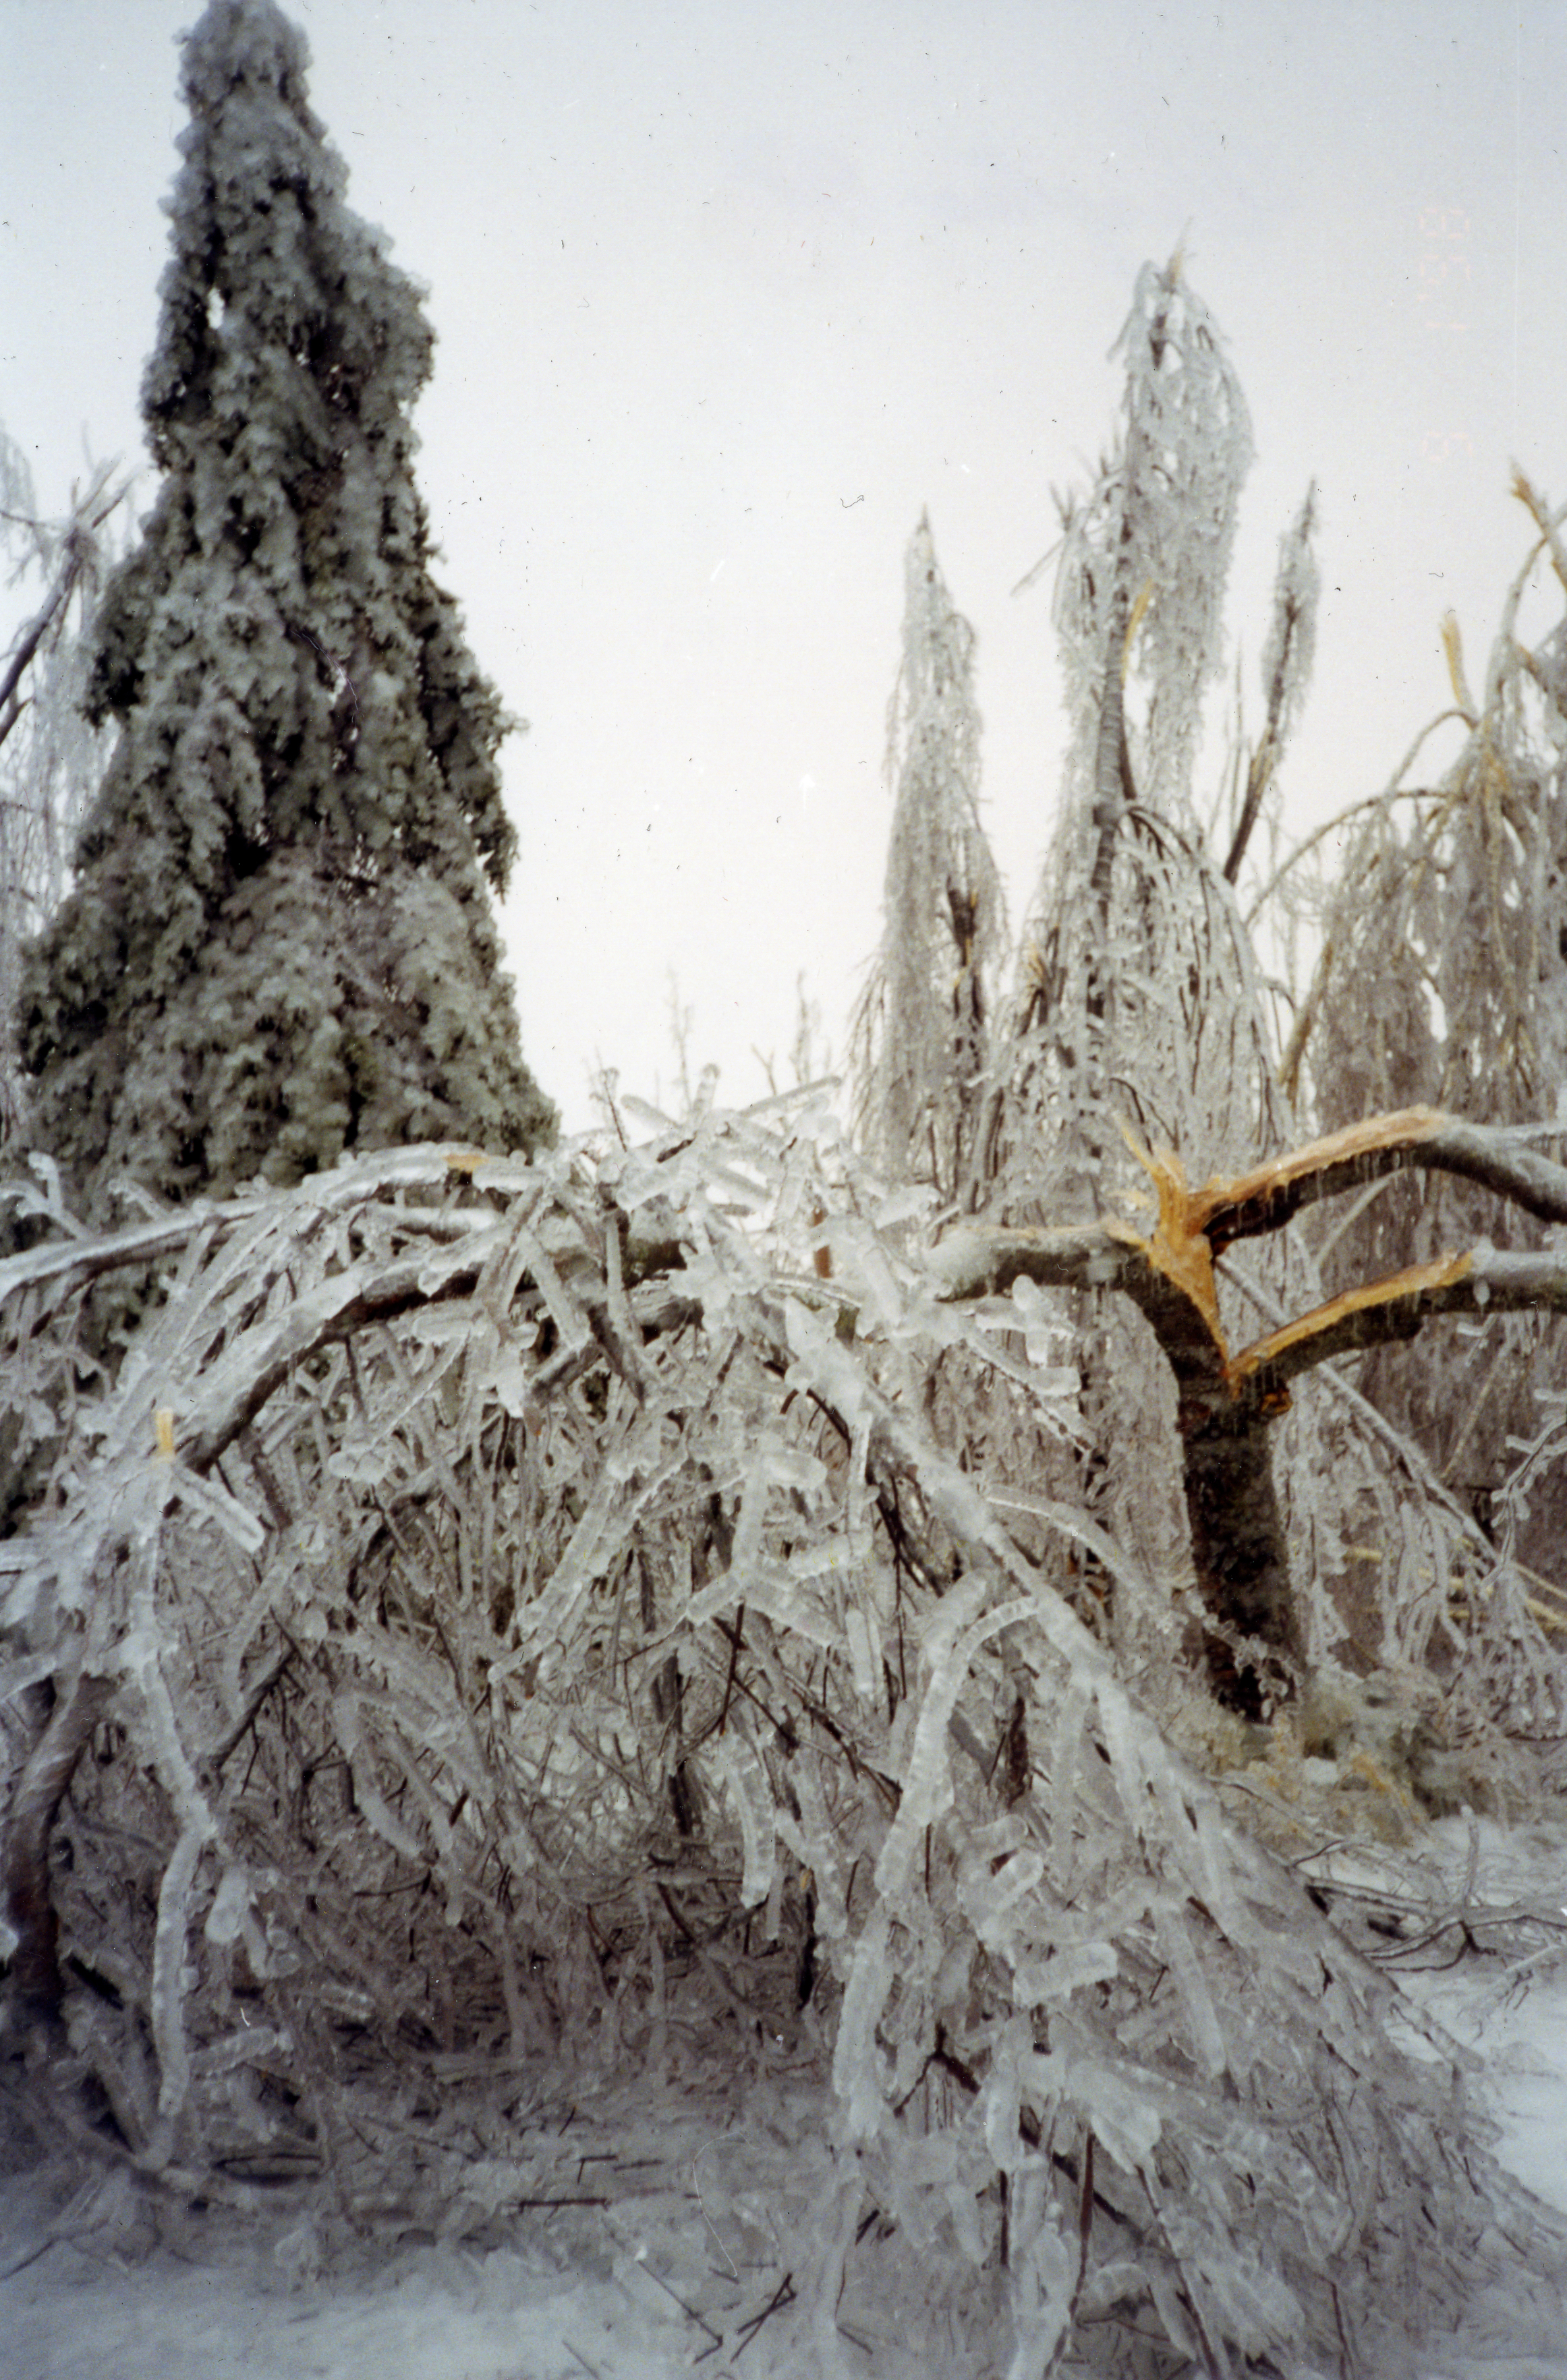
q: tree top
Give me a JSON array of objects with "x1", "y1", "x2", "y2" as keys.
[{"x1": 142, "y1": 0, "x2": 432, "y2": 465}]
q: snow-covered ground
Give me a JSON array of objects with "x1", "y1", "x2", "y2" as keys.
[
  {"x1": 0, "y1": 2230, "x2": 691, "y2": 2380},
  {"x1": 1413, "y1": 1959, "x2": 1567, "y2": 2228},
  {"x1": 3, "y1": 1818, "x2": 1565, "y2": 2380},
  {"x1": 1393, "y1": 1823, "x2": 1567, "y2": 2380},
  {"x1": 1403, "y1": 1962, "x2": 1567, "y2": 2380}
]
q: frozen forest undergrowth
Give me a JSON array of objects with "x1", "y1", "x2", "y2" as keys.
[{"x1": 3, "y1": 1103, "x2": 1567, "y2": 2379}]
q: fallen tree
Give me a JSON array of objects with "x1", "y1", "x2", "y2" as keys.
[{"x1": 3, "y1": 1100, "x2": 1566, "y2": 2375}]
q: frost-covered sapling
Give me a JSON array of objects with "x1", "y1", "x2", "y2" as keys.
[
  {"x1": 0, "y1": 433, "x2": 127, "y2": 1148},
  {"x1": 851, "y1": 515, "x2": 1005, "y2": 1208}
]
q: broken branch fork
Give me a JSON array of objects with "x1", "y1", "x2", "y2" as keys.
[{"x1": 933, "y1": 1105, "x2": 1567, "y2": 1400}]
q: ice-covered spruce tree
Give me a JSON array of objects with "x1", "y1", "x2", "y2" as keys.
[
  {"x1": 851, "y1": 515, "x2": 1006, "y2": 1207},
  {"x1": 14, "y1": 0, "x2": 555, "y2": 1227}
]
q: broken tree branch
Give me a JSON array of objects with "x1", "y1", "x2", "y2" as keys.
[{"x1": 930, "y1": 1109, "x2": 1567, "y2": 1712}]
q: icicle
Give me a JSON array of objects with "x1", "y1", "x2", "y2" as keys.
[
  {"x1": 166, "y1": 1457, "x2": 266, "y2": 1552},
  {"x1": 332, "y1": 1690, "x2": 424, "y2": 1865},
  {"x1": 1002, "y1": 2167, "x2": 1075, "y2": 2380},
  {"x1": 875, "y1": 1584, "x2": 1033, "y2": 1900},
  {"x1": 787, "y1": 1755, "x2": 849, "y2": 1944},
  {"x1": 845, "y1": 1600, "x2": 880, "y2": 1704},
  {"x1": 502, "y1": 1215, "x2": 591, "y2": 1353},
  {"x1": 1152, "y1": 1897, "x2": 1228, "y2": 2080},
  {"x1": 832, "y1": 1907, "x2": 893, "y2": 2139},
  {"x1": 710, "y1": 1724, "x2": 776, "y2": 1911}
]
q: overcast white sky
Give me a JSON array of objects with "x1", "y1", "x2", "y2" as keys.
[{"x1": 3, "y1": 1, "x2": 1564, "y2": 1129}]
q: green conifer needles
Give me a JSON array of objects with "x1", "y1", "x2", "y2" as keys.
[{"x1": 18, "y1": 0, "x2": 555, "y2": 1219}]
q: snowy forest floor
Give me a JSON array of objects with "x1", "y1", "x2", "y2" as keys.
[{"x1": 2, "y1": 1813, "x2": 1565, "y2": 2380}]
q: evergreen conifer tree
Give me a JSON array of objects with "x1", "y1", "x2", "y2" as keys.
[{"x1": 16, "y1": 0, "x2": 555, "y2": 1222}]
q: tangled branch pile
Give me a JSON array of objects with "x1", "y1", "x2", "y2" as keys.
[{"x1": 5, "y1": 1099, "x2": 1564, "y2": 2375}]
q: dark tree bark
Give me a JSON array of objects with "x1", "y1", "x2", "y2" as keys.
[{"x1": 932, "y1": 1109, "x2": 1567, "y2": 1713}]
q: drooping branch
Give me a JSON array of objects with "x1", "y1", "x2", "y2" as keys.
[
  {"x1": 3, "y1": 1667, "x2": 116, "y2": 2029},
  {"x1": 0, "y1": 576, "x2": 72, "y2": 754},
  {"x1": 0, "y1": 463, "x2": 128, "y2": 752},
  {"x1": 1222, "y1": 483, "x2": 1317, "y2": 887}
]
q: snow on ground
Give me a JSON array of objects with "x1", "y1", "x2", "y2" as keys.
[
  {"x1": 1414, "y1": 1952, "x2": 1567, "y2": 2218},
  {"x1": 1405, "y1": 1961, "x2": 1567, "y2": 2380},
  {"x1": 1302, "y1": 1813, "x2": 1567, "y2": 2380},
  {"x1": 0, "y1": 2228, "x2": 689, "y2": 2380},
  {"x1": 0, "y1": 2068, "x2": 894, "y2": 2380},
  {"x1": 3, "y1": 1818, "x2": 1566, "y2": 2380}
]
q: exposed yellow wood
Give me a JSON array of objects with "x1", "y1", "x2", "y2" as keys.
[
  {"x1": 1187, "y1": 1107, "x2": 1450, "y2": 1237},
  {"x1": 1120, "y1": 1126, "x2": 1228, "y2": 1354},
  {"x1": 1229, "y1": 1248, "x2": 1475, "y2": 1387},
  {"x1": 1122, "y1": 577, "x2": 1156, "y2": 683}
]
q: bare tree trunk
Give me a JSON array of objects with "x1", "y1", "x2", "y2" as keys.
[{"x1": 1176, "y1": 1375, "x2": 1300, "y2": 1716}]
